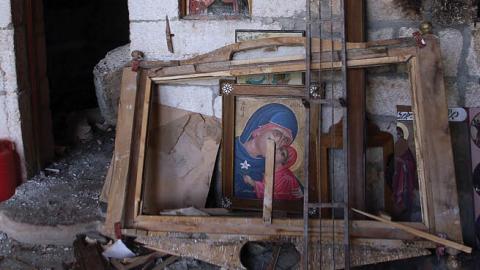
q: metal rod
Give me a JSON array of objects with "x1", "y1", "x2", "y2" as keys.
[
  {"x1": 303, "y1": 0, "x2": 312, "y2": 268},
  {"x1": 339, "y1": 0, "x2": 350, "y2": 269},
  {"x1": 328, "y1": 0, "x2": 336, "y2": 268},
  {"x1": 317, "y1": 1, "x2": 324, "y2": 269},
  {"x1": 308, "y1": 202, "x2": 346, "y2": 209}
]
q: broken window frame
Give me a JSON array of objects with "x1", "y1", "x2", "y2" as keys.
[{"x1": 106, "y1": 36, "x2": 462, "y2": 247}]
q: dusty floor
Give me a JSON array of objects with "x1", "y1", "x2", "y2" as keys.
[
  {"x1": 0, "y1": 130, "x2": 114, "y2": 226},
  {"x1": 0, "y1": 127, "x2": 113, "y2": 269}
]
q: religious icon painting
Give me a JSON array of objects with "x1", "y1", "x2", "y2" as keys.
[
  {"x1": 469, "y1": 108, "x2": 480, "y2": 243},
  {"x1": 185, "y1": 0, "x2": 250, "y2": 17},
  {"x1": 221, "y1": 82, "x2": 315, "y2": 212}
]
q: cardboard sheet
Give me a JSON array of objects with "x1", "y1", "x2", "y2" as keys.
[{"x1": 142, "y1": 104, "x2": 221, "y2": 213}]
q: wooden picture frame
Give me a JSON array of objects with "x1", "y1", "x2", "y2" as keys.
[
  {"x1": 104, "y1": 35, "x2": 465, "y2": 266},
  {"x1": 221, "y1": 83, "x2": 318, "y2": 212}
]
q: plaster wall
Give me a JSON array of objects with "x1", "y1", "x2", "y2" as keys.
[{"x1": 0, "y1": 0, "x2": 25, "y2": 178}]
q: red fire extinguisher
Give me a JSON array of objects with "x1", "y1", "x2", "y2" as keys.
[{"x1": 0, "y1": 140, "x2": 20, "y2": 202}]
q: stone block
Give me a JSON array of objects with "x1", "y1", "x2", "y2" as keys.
[
  {"x1": 445, "y1": 81, "x2": 460, "y2": 107},
  {"x1": 213, "y1": 95, "x2": 222, "y2": 119},
  {"x1": 130, "y1": 19, "x2": 281, "y2": 60},
  {"x1": 0, "y1": 29, "x2": 18, "y2": 94},
  {"x1": 465, "y1": 82, "x2": 480, "y2": 108},
  {"x1": 0, "y1": 0, "x2": 12, "y2": 28},
  {"x1": 398, "y1": 27, "x2": 416, "y2": 38},
  {"x1": 93, "y1": 44, "x2": 131, "y2": 125},
  {"x1": 128, "y1": 0, "x2": 179, "y2": 21},
  {"x1": 438, "y1": 28, "x2": 463, "y2": 77},
  {"x1": 0, "y1": 92, "x2": 22, "y2": 140},
  {"x1": 468, "y1": 28, "x2": 480, "y2": 77},
  {"x1": 366, "y1": 0, "x2": 418, "y2": 22},
  {"x1": 367, "y1": 76, "x2": 411, "y2": 116}
]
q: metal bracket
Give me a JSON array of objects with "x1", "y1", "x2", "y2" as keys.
[
  {"x1": 166, "y1": 16, "x2": 175, "y2": 53},
  {"x1": 131, "y1": 50, "x2": 144, "y2": 72}
]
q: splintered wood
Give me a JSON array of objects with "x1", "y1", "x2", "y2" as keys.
[
  {"x1": 409, "y1": 35, "x2": 463, "y2": 243},
  {"x1": 352, "y1": 209, "x2": 471, "y2": 254}
]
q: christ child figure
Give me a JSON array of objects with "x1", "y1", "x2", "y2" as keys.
[{"x1": 243, "y1": 145, "x2": 303, "y2": 200}]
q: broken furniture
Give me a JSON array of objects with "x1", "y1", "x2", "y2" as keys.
[{"x1": 103, "y1": 27, "x2": 468, "y2": 268}]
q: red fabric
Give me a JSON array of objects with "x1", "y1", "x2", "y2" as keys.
[
  {"x1": 393, "y1": 149, "x2": 416, "y2": 210},
  {"x1": 253, "y1": 146, "x2": 301, "y2": 201},
  {"x1": 0, "y1": 141, "x2": 18, "y2": 202},
  {"x1": 189, "y1": 0, "x2": 216, "y2": 15}
]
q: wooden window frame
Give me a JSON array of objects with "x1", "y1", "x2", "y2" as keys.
[{"x1": 105, "y1": 35, "x2": 462, "y2": 246}]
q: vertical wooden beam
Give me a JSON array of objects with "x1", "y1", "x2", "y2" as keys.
[
  {"x1": 409, "y1": 35, "x2": 464, "y2": 243},
  {"x1": 104, "y1": 68, "x2": 139, "y2": 236},
  {"x1": 346, "y1": 0, "x2": 366, "y2": 212},
  {"x1": 13, "y1": 0, "x2": 54, "y2": 178},
  {"x1": 133, "y1": 77, "x2": 153, "y2": 218},
  {"x1": 263, "y1": 139, "x2": 275, "y2": 224}
]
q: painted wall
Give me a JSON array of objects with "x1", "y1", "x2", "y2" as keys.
[{"x1": 0, "y1": 0, "x2": 25, "y2": 178}]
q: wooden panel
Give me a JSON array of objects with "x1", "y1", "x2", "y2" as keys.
[
  {"x1": 409, "y1": 35, "x2": 463, "y2": 243},
  {"x1": 104, "y1": 68, "x2": 139, "y2": 236},
  {"x1": 346, "y1": 0, "x2": 367, "y2": 213},
  {"x1": 151, "y1": 55, "x2": 412, "y2": 82},
  {"x1": 131, "y1": 214, "x2": 428, "y2": 240},
  {"x1": 263, "y1": 140, "x2": 275, "y2": 224},
  {"x1": 133, "y1": 77, "x2": 153, "y2": 218},
  {"x1": 124, "y1": 71, "x2": 149, "y2": 227}
]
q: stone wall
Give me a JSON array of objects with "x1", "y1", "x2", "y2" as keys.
[
  {"x1": 0, "y1": 0, "x2": 25, "y2": 177},
  {"x1": 126, "y1": 0, "x2": 480, "y2": 245},
  {"x1": 126, "y1": 0, "x2": 480, "y2": 118}
]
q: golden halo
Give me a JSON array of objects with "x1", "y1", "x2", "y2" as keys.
[
  {"x1": 397, "y1": 122, "x2": 409, "y2": 140},
  {"x1": 289, "y1": 141, "x2": 304, "y2": 175}
]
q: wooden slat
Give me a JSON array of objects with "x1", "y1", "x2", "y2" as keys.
[
  {"x1": 347, "y1": 0, "x2": 367, "y2": 214},
  {"x1": 409, "y1": 58, "x2": 432, "y2": 229},
  {"x1": 131, "y1": 214, "x2": 429, "y2": 240},
  {"x1": 104, "y1": 68, "x2": 139, "y2": 236},
  {"x1": 124, "y1": 71, "x2": 150, "y2": 227},
  {"x1": 409, "y1": 35, "x2": 463, "y2": 243},
  {"x1": 352, "y1": 208, "x2": 472, "y2": 254},
  {"x1": 263, "y1": 139, "x2": 275, "y2": 224},
  {"x1": 181, "y1": 36, "x2": 384, "y2": 66},
  {"x1": 99, "y1": 155, "x2": 114, "y2": 203},
  {"x1": 133, "y1": 77, "x2": 153, "y2": 218},
  {"x1": 151, "y1": 55, "x2": 412, "y2": 82}
]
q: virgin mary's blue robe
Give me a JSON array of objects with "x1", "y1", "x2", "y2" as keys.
[{"x1": 234, "y1": 103, "x2": 298, "y2": 199}]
